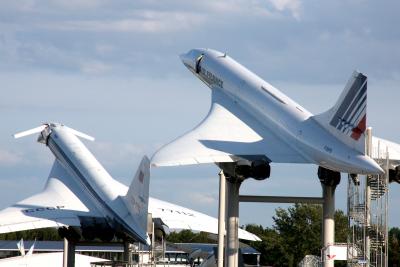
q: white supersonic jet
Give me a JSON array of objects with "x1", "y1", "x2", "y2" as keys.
[
  {"x1": 152, "y1": 48, "x2": 385, "y2": 177},
  {"x1": 0, "y1": 123, "x2": 259, "y2": 243}
]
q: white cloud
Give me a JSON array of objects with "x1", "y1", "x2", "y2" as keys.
[
  {"x1": 0, "y1": 149, "x2": 23, "y2": 166},
  {"x1": 37, "y1": 11, "x2": 205, "y2": 33},
  {"x1": 86, "y1": 141, "x2": 150, "y2": 168},
  {"x1": 50, "y1": 0, "x2": 107, "y2": 9},
  {"x1": 269, "y1": 0, "x2": 302, "y2": 19},
  {"x1": 187, "y1": 192, "x2": 217, "y2": 205},
  {"x1": 79, "y1": 60, "x2": 112, "y2": 74}
]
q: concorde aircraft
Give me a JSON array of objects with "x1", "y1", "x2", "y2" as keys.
[
  {"x1": 0, "y1": 123, "x2": 259, "y2": 243},
  {"x1": 151, "y1": 48, "x2": 395, "y2": 178}
]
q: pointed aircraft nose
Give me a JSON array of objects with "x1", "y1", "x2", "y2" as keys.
[
  {"x1": 180, "y1": 49, "x2": 205, "y2": 73},
  {"x1": 357, "y1": 155, "x2": 384, "y2": 175},
  {"x1": 179, "y1": 50, "x2": 196, "y2": 71},
  {"x1": 179, "y1": 52, "x2": 191, "y2": 67}
]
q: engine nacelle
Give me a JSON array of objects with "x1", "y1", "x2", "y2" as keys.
[
  {"x1": 234, "y1": 160, "x2": 270, "y2": 180},
  {"x1": 80, "y1": 217, "x2": 115, "y2": 242},
  {"x1": 58, "y1": 227, "x2": 80, "y2": 242},
  {"x1": 318, "y1": 166, "x2": 341, "y2": 187},
  {"x1": 251, "y1": 160, "x2": 271, "y2": 180},
  {"x1": 389, "y1": 166, "x2": 400, "y2": 184}
]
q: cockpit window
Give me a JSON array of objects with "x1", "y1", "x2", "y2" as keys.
[{"x1": 195, "y1": 54, "x2": 204, "y2": 74}]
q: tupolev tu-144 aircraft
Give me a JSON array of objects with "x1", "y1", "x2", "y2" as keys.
[
  {"x1": 0, "y1": 123, "x2": 259, "y2": 244},
  {"x1": 152, "y1": 48, "x2": 388, "y2": 177}
]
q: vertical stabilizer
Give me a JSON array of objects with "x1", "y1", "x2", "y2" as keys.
[
  {"x1": 313, "y1": 71, "x2": 367, "y2": 153},
  {"x1": 26, "y1": 240, "x2": 35, "y2": 256},
  {"x1": 123, "y1": 156, "x2": 151, "y2": 243},
  {"x1": 17, "y1": 238, "x2": 25, "y2": 256}
]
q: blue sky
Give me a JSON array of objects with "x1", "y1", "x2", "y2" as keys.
[{"x1": 1, "y1": 0, "x2": 400, "y2": 228}]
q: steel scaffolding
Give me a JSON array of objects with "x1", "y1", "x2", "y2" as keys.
[{"x1": 347, "y1": 132, "x2": 389, "y2": 267}]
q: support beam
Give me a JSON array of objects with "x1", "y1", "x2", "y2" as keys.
[
  {"x1": 322, "y1": 182, "x2": 335, "y2": 267},
  {"x1": 225, "y1": 178, "x2": 242, "y2": 267},
  {"x1": 63, "y1": 237, "x2": 75, "y2": 267},
  {"x1": 123, "y1": 241, "x2": 130, "y2": 263},
  {"x1": 217, "y1": 170, "x2": 226, "y2": 267},
  {"x1": 318, "y1": 167, "x2": 340, "y2": 267},
  {"x1": 365, "y1": 127, "x2": 372, "y2": 267},
  {"x1": 239, "y1": 195, "x2": 324, "y2": 204}
]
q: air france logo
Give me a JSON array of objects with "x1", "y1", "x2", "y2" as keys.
[
  {"x1": 199, "y1": 67, "x2": 223, "y2": 88},
  {"x1": 329, "y1": 74, "x2": 367, "y2": 141}
]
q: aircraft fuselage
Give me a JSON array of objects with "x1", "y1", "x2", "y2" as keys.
[
  {"x1": 44, "y1": 125, "x2": 146, "y2": 243},
  {"x1": 180, "y1": 49, "x2": 382, "y2": 174}
]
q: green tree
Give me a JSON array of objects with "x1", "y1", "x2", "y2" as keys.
[
  {"x1": 334, "y1": 210, "x2": 348, "y2": 243},
  {"x1": 244, "y1": 204, "x2": 348, "y2": 267},
  {"x1": 273, "y1": 204, "x2": 322, "y2": 265},
  {"x1": 245, "y1": 224, "x2": 290, "y2": 266},
  {"x1": 166, "y1": 230, "x2": 215, "y2": 243},
  {"x1": 389, "y1": 227, "x2": 400, "y2": 266},
  {"x1": 0, "y1": 228, "x2": 61, "y2": 241}
]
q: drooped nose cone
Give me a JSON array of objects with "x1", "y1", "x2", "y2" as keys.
[
  {"x1": 179, "y1": 49, "x2": 204, "y2": 71},
  {"x1": 179, "y1": 52, "x2": 193, "y2": 70}
]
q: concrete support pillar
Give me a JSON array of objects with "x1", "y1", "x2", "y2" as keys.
[
  {"x1": 318, "y1": 167, "x2": 340, "y2": 267},
  {"x1": 225, "y1": 178, "x2": 241, "y2": 267},
  {"x1": 322, "y1": 183, "x2": 335, "y2": 267},
  {"x1": 63, "y1": 237, "x2": 75, "y2": 267},
  {"x1": 365, "y1": 127, "x2": 372, "y2": 267},
  {"x1": 217, "y1": 170, "x2": 226, "y2": 267},
  {"x1": 123, "y1": 241, "x2": 130, "y2": 263}
]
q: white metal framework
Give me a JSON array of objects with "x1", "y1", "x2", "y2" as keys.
[{"x1": 347, "y1": 129, "x2": 389, "y2": 266}]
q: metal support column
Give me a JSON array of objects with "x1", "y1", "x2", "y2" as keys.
[
  {"x1": 225, "y1": 177, "x2": 242, "y2": 267},
  {"x1": 217, "y1": 170, "x2": 226, "y2": 267},
  {"x1": 322, "y1": 183, "x2": 335, "y2": 267},
  {"x1": 63, "y1": 237, "x2": 75, "y2": 267},
  {"x1": 365, "y1": 127, "x2": 372, "y2": 267},
  {"x1": 318, "y1": 167, "x2": 340, "y2": 267},
  {"x1": 123, "y1": 241, "x2": 130, "y2": 264}
]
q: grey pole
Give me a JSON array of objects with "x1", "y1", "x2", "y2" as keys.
[
  {"x1": 239, "y1": 195, "x2": 324, "y2": 204},
  {"x1": 63, "y1": 237, "x2": 75, "y2": 267},
  {"x1": 322, "y1": 183, "x2": 335, "y2": 267},
  {"x1": 63, "y1": 237, "x2": 68, "y2": 267},
  {"x1": 225, "y1": 178, "x2": 241, "y2": 267},
  {"x1": 365, "y1": 127, "x2": 372, "y2": 267},
  {"x1": 217, "y1": 170, "x2": 226, "y2": 267},
  {"x1": 318, "y1": 167, "x2": 340, "y2": 267},
  {"x1": 123, "y1": 241, "x2": 130, "y2": 263}
]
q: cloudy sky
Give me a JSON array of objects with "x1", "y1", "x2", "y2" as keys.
[{"x1": 1, "y1": 0, "x2": 400, "y2": 228}]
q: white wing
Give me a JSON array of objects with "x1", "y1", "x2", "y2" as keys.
[
  {"x1": 372, "y1": 136, "x2": 400, "y2": 168},
  {"x1": 148, "y1": 198, "x2": 261, "y2": 241},
  {"x1": 152, "y1": 88, "x2": 307, "y2": 167},
  {"x1": 0, "y1": 160, "x2": 102, "y2": 233}
]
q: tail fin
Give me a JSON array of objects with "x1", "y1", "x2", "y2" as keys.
[
  {"x1": 17, "y1": 238, "x2": 25, "y2": 256},
  {"x1": 123, "y1": 156, "x2": 151, "y2": 243},
  {"x1": 313, "y1": 71, "x2": 367, "y2": 153},
  {"x1": 26, "y1": 240, "x2": 35, "y2": 256}
]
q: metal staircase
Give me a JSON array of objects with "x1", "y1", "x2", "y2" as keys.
[{"x1": 347, "y1": 129, "x2": 389, "y2": 267}]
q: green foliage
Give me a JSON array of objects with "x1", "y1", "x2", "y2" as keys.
[
  {"x1": 244, "y1": 204, "x2": 348, "y2": 267},
  {"x1": 0, "y1": 228, "x2": 61, "y2": 241},
  {"x1": 389, "y1": 227, "x2": 400, "y2": 266},
  {"x1": 166, "y1": 230, "x2": 215, "y2": 243},
  {"x1": 334, "y1": 209, "x2": 348, "y2": 243},
  {"x1": 245, "y1": 224, "x2": 290, "y2": 266}
]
